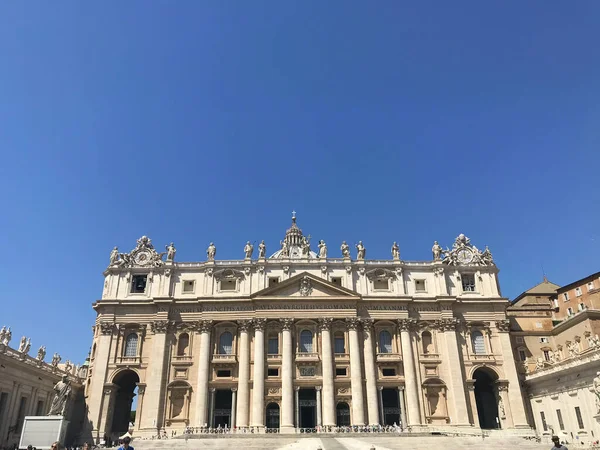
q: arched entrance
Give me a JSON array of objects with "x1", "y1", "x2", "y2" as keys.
[
  {"x1": 111, "y1": 370, "x2": 140, "y2": 434},
  {"x1": 336, "y1": 402, "x2": 350, "y2": 426},
  {"x1": 265, "y1": 403, "x2": 280, "y2": 430},
  {"x1": 473, "y1": 368, "x2": 499, "y2": 429}
]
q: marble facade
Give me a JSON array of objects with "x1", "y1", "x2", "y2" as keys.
[{"x1": 86, "y1": 215, "x2": 529, "y2": 440}]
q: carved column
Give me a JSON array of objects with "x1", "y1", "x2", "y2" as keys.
[
  {"x1": 438, "y1": 318, "x2": 469, "y2": 426},
  {"x1": 294, "y1": 386, "x2": 300, "y2": 428},
  {"x1": 236, "y1": 320, "x2": 251, "y2": 427},
  {"x1": 398, "y1": 386, "x2": 407, "y2": 430},
  {"x1": 318, "y1": 318, "x2": 335, "y2": 426},
  {"x1": 251, "y1": 319, "x2": 266, "y2": 428},
  {"x1": 378, "y1": 387, "x2": 385, "y2": 425},
  {"x1": 230, "y1": 388, "x2": 237, "y2": 429},
  {"x1": 315, "y1": 386, "x2": 322, "y2": 427},
  {"x1": 347, "y1": 318, "x2": 365, "y2": 425},
  {"x1": 140, "y1": 321, "x2": 169, "y2": 430},
  {"x1": 195, "y1": 320, "x2": 213, "y2": 427},
  {"x1": 398, "y1": 319, "x2": 420, "y2": 426},
  {"x1": 362, "y1": 319, "x2": 380, "y2": 425},
  {"x1": 280, "y1": 319, "x2": 295, "y2": 432}
]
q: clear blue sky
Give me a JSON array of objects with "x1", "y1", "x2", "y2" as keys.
[{"x1": 1, "y1": 2, "x2": 599, "y2": 364}]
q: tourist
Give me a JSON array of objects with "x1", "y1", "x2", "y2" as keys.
[
  {"x1": 117, "y1": 437, "x2": 133, "y2": 450},
  {"x1": 50, "y1": 442, "x2": 59, "y2": 450},
  {"x1": 551, "y1": 436, "x2": 568, "y2": 450}
]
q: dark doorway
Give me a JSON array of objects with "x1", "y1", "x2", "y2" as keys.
[
  {"x1": 213, "y1": 390, "x2": 232, "y2": 428},
  {"x1": 266, "y1": 403, "x2": 280, "y2": 430},
  {"x1": 381, "y1": 388, "x2": 401, "y2": 426},
  {"x1": 111, "y1": 370, "x2": 140, "y2": 434},
  {"x1": 473, "y1": 368, "x2": 500, "y2": 429},
  {"x1": 336, "y1": 402, "x2": 350, "y2": 426},
  {"x1": 298, "y1": 389, "x2": 316, "y2": 429}
]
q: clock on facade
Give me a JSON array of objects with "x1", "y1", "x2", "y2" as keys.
[{"x1": 456, "y1": 248, "x2": 473, "y2": 264}]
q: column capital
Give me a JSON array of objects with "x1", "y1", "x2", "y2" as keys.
[
  {"x1": 346, "y1": 317, "x2": 361, "y2": 330},
  {"x1": 495, "y1": 319, "x2": 511, "y2": 332},
  {"x1": 238, "y1": 320, "x2": 252, "y2": 332},
  {"x1": 377, "y1": 386, "x2": 383, "y2": 391},
  {"x1": 318, "y1": 318, "x2": 333, "y2": 331},
  {"x1": 295, "y1": 386, "x2": 301, "y2": 392},
  {"x1": 209, "y1": 387, "x2": 216, "y2": 393},
  {"x1": 136, "y1": 382, "x2": 147, "y2": 396},
  {"x1": 435, "y1": 318, "x2": 460, "y2": 331},
  {"x1": 397, "y1": 318, "x2": 417, "y2": 331},
  {"x1": 231, "y1": 388, "x2": 238, "y2": 392},
  {"x1": 150, "y1": 320, "x2": 170, "y2": 334},
  {"x1": 253, "y1": 318, "x2": 267, "y2": 331},
  {"x1": 361, "y1": 318, "x2": 374, "y2": 329},
  {"x1": 280, "y1": 318, "x2": 294, "y2": 330},
  {"x1": 315, "y1": 386, "x2": 322, "y2": 391},
  {"x1": 397, "y1": 385, "x2": 405, "y2": 391},
  {"x1": 196, "y1": 320, "x2": 213, "y2": 333}
]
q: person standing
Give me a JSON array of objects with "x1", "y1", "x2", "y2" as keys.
[
  {"x1": 551, "y1": 436, "x2": 568, "y2": 450},
  {"x1": 117, "y1": 437, "x2": 133, "y2": 450}
]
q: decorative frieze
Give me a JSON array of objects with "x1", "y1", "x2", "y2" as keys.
[{"x1": 365, "y1": 268, "x2": 396, "y2": 281}]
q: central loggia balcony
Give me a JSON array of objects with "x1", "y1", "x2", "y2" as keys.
[
  {"x1": 211, "y1": 353, "x2": 237, "y2": 364},
  {"x1": 376, "y1": 353, "x2": 402, "y2": 362},
  {"x1": 295, "y1": 352, "x2": 320, "y2": 362}
]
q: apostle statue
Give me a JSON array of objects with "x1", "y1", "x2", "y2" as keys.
[
  {"x1": 109, "y1": 247, "x2": 119, "y2": 265},
  {"x1": 37, "y1": 346, "x2": 46, "y2": 361},
  {"x1": 318, "y1": 240, "x2": 328, "y2": 258},
  {"x1": 356, "y1": 241, "x2": 366, "y2": 260},
  {"x1": 207, "y1": 242, "x2": 216, "y2": 260},
  {"x1": 18, "y1": 336, "x2": 27, "y2": 352},
  {"x1": 166, "y1": 242, "x2": 176, "y2": 262},
  {"x1": 258, "y1": 240, "x2": 266, "y2": 258},
  {"x1": 340, "y1": 241, "x2": 350, "y2": 258},
  {"x1": 432, "y1": 241, "x2": 442, "y2": 261},
  {"x1": 391, "y1": 242, "x2": 400, "y2": 260},
  {"x1": 280, "y1": 240, "x2": 289, "y2": 257},
  {"x1": 51, "y1": 353, "x2": 61, "y2": 367},
  {"x1": 2, "y1": 327, "x2": 11, "y2": 346},
  {"x1": 244, "y1": 241, "x2": 254, "y2": 259},
  {"x1": 301, "y1": 235, "x2": 311, "y2": 256},
  {"x1": 594, "y1": 371, "x2": 600, "y2": 414},
  {"x1": 0, "y1": 327, "x2": 5, "y2": 344},
  {"x1": 24, "y1": 338, "x2": 31, "y2": 355},
  {"x1": 48, "y1": 375, "x2": 71, "y2": 416}
]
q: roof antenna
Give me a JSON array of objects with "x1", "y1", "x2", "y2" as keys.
[{"x1": 541, "y1": 264, "x2": 547, "y2": 282}]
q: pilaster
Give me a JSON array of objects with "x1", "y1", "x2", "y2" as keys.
[
  {"x1": 362, "y1": 319, "x2": 380, "y2": 425},
  {"x1": 140, "y1": 321, "x2": 169, "y2": 430},
  {"x1": 347, "y1": 318, "x2": 365, "y2": 425},
  {"x1": 318, "y1": 318, "x2": 335, "y2": 426},
  {"x1": 398, "y1": 319, "x2": 420, "y2": 426},
  {"x1": 235, "y1": 320, "x2": 251, "y2": 427}
]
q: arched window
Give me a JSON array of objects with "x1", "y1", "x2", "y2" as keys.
[
  {"x1": 471, "y1": 331, "x2": 485, "y2": 355},
  {"x1": 219, "y1": 332, "x2": 233, "y2": 355},
  {"x1": 177, "y1": 333, "x2": 189, "y2": 356},
  {"x1": 124, "y1": 333, "x2": 138, "y2": 357},
  {"x1": 379, "y1": 330, "x2": 392, "y2": 353},
  {"x1": 268, "y1": 334, "x2": 279, "y2": 355},
  {"x1": 336, "y1": 402, "x2": 351, "y2": 426},
  {"x1": 334, "y1": 332, "x2": 345, "y2": 354},
  {"x1": 300, "y1": 330, "x2": 313, "y2": 353},
  {"x1": 422, "y1": 331, "x2": 433, "y2": 354}
]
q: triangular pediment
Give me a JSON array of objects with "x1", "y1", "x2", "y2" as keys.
[{"x1": 251, "y1": 272, "x2": 360, "y2": 300}]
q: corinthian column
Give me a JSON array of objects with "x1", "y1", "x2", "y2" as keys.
[
  {"x1": 318, "y1": 318, "x2": 335, "y2": 426},
  {"x1": 251, "y1": 318, "x2": 267, "y2": 428},
  {"x1": 347, "y1": 318, "x2": 365, "y2": 425},
  {"x1": 236, "y1": 320, "x2": 251, "y2": 427},
  {"x1": 438, "y1": 318, "x2": 469, "y2": 425},
  {"x1": 398, "y1": 319, "x2": 420, "y2": 426},
  {"x1": 195, "y1": 320, "x2": 213, "y2": 427},
  {"x1": 362, "y1": 319, "x2": 380, "y2": 425},
  {"x1": 280, "y1": 318, "x2": 295, "y2": 432}
]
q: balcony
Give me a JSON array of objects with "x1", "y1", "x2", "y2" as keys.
[
  {"x1": 211, "y1": 354, "x2": 237, "y2": 364},
  {"x1": 376, "y1": 353, "x2": 402, "y2": 362},
  {"x1": 172, "y1": 355, "x2": 193, "y2": 365},
  {"x1": 267, "y1": 354, "x2": 282, "y2": 362},
  {"x1": 295, "y1": 352, "x2": 320, "y2": 362},
  {"x1": 470, "y1": 354, "x2": 496, "y2": 361},
  {"x1": 334, "y1": 353, "x2": 350, "y2": 362},
  {"x1": 117, "y1": 356, "x2": 141, "y2": 366}
]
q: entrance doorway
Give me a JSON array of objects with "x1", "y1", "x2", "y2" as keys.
[
  {"x1": 336, "y1": 402, "x2": 350, "y2": 426},
  {"x1": 266, "y1": 403, "x2": 280, "y2": 430},
  {"x1": 111, "y1": 370, "x2": 139, "y2": 434},
  {"x1": 473, "y1": 368, "x2": 500, "y2": 429},
  {"x1": 298, "y1": 389, "x2": 316, "y2": 429},
  {"x1": 213, "y1": 390, "x2": 232, "y2": 428},
  {"x1": 381, "y1": 388, "x2": 401, "y2": 426}
]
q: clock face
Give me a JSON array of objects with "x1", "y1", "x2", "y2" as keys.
[
  {"x1": 134, "y1": 250, "x2": 152, "y2": 265},
  {"x1": 457, "y1": 248, "x2": 473, "y2": 264}
]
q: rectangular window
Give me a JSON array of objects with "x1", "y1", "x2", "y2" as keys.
[
  {"x1": 382, "y1": 368, "x2": 396, "y2": 377},
  {"x1": 415, "y1": 280, "x2": 426, "y2": 292},
  {"x1": 35, "y1": 400, "x2": 44, "y2": 416},
  {"x1": 543, "y1": 350, "x2": 550, "y2": 361},
  {"x1": 0, "y1": 393, "x2": 8, "y2": 432},
  {"x1": 540, "y1": 411, "x2": 548, "y2": 431},
  {"x1": 567, "y1": 307, "x2": 574, "y2": 316},
  {"x1": 518, "y1": 350, "x2": 527, "y2": 361},
  {"x1": 578, "y1": 303, "x2": 586, "y2": 311},
  {"x1": 335, "y1": 367, "x2": 347, "y2": 376},
  {"x1": 563, "y1": 292, "x2": 569, "y2": 302},
  {"x1": 130, "y1": 275, "x2": 147, "y2": 293},
  {"x1": 216, "y1": 370, "x2": 231, "y2": 378},
  {"x1": 553, "y1": 299, "x2": 559, "y2": 308},
  {"x1": 539, "y1": 337, "x2": 549, "y2": 343},
  {"x1": 516, "y1": 337, "x2": 524, "y2": 344},
  {"x1": 331, "y1": 277, "x2": 342, "y2": 286},
  {"x1": 182, "y1": 280, "x2": 195, "y2": 293},
  {"x1": 267, "y1": 368, "x2": 279, "y2": 377},
  {"x1": 373, "y1": 279, "x2": 389, "y2": 290},
  {"x1": 16, "y1": 397, "x2": 27, "y2": 432},
  {"x1": 268, "y1": 277, "x2": 279, "y2": 287},
  {"x1": 575, "y1": 287, "x2": 582, "y2": 297},
  {"x1": 575, "y1": 406, "x2": 584, "y2": 429},
  {"x1": 462, "y1": 274, "x2": 476, "y2": 292},
  {"x1": 268, "y1": 337, "x2": 279, "y2": 355},
  {"x1": 587, "y1": 282, "x2": 595, "y2": 292},
  {"x1": 334, "y1": 336, "x2": 345, "y2": 354},
  {"x1": 220, "y1": 279, "x2": 236, "y2": 291},
  {"x1": 556, "y1": 409, "x2": 564, "y2": 430}
]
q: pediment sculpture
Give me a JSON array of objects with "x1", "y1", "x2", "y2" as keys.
[
  {"x1": 108, "y1": 236, "x2": 166, "y2": 268},
  {"x1": 441, "y1": 234, "x2": 494, "y2": 267}
]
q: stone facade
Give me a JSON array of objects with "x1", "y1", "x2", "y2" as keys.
[
  {"x1": 0, "y1": 338, "x2": 85, "y2": 448},
  {"x1": 508, "y1": 274, "x2": 600, "y2": 445},
  {"x1": 86, "y1": 216, "x2": 529, "y2": 441}
]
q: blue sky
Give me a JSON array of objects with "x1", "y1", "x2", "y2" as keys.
[{"x1": 0, "y1": 2, "x2": 599, "y2": 364}]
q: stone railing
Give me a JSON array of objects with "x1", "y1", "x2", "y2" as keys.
[
  {"x1": 296, "y1": 352, "x2": 319, "y2": 361},
  {"x1": 377, "y1": 353, "x2": 402, "y2": 362},
  {"x1": 211, "y1": 354, "x2": 237, "y2": 363},
  {"x1": 266, "y1": 354, "x2": 281, "y2": 360},
  {"x1": 527, "y1": 346, "x2": 600, "y2": 379},
  {"x1": 117, "y1": 356, "x2": 141, "y2": 365}
]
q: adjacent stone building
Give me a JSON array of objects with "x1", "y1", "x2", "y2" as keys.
[
  {"x1": 0, "y1": 333, "x2": 86, "y2": 448},
  {"x1": 86, "y1": 215, "x2": 529, "y2": 441},
  {"x1": 508, "y1": 273, "x2": 600, "y2": 445}
]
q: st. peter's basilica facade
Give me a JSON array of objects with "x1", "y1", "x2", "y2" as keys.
[{"x1": 86, "y1": 215, "x2": 528, "y2": 440}]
